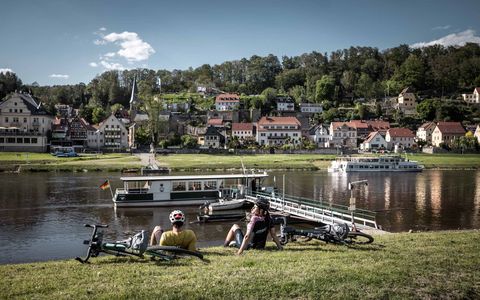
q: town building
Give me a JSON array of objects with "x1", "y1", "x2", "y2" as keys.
[
  {"x1": 416, "y1": 122, "x2": 436, "y2": 144},
  {"x1": 462, "y1": 87, "x2": 480, "y2": 104},
  {"x1": 328, "y1": 122, "x2": 357, "y2": 148},
  {"x1": 300, "y1": 103, "x2": 323, "y2": 114},
  {"x1": 276, "y1": 97, "x2": 295, "y2": 112},
  {"x1": 256, "y1": 116, "x2": 301, "y2": 146},
  {"x1": 385, "y1": 128, "x2": 416, "y2": 150},
  {"x1": 431, "y1": 122, "x2": 466, "y2": 147},
  {"x1": 215, "y1": 93, "x2": 240, "y2": 111},
  {"x1": 0, "y1": 92, "x2": 53, "y2": 152},
  {"x1": 395, "y1": 87, "x2": 417, "y2": 116},
  {"x1": 232, "y1": 122, "x2": 254, "y2": 141},
  {"x1": 308, "y1": 124, "x2": 329, "y2": 147},
  {"x1": 88, "y1": 114, "x2": 129, "y2": 151},
  {"x1": 201, "y1": 126, "x2": 225, "y2": 149},
  {"x1": 360, "y1": 131, "x2": 387, "y2": 151}
]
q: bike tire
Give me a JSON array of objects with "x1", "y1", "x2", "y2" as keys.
[
  {"x1": 146, "y1": 246, "x2": 204, "y2": 260},
  {"x1": 345, "y1": 232, "x2": 374, "y2": 245}
]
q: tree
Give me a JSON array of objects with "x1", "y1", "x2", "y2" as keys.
[
  {"x1": 289, "y1": 85, "x2": 306, "y2": 103},
  {"x1": 181, "y1": 135, "x2": 198, "y2": 149},
  {"x1": 0, "y1": 71, "x2": 22, "y2": 99},
  {"x1": 315, "y1": 75, "x2": 335, "y2": 102},
  {"x1": 91, "y1": 106, "x2": 107, "y2": 124},
  {"x1": 355, "y1": 73, "x2": 374, "y2": 99}
]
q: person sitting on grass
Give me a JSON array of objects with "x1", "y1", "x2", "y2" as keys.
[
  {"x1": 223, "y1": 198, "x2": 283, "y2": 255},
  {"x1": 149, "y1": 210, "x2": 197, "y2": 252}
]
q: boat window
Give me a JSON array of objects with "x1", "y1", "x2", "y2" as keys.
[
  {"x1": 204, "y1": 180, "x2": 217, "y2": 190},
  {"x1": 172, "y1": 181, "x2": 186, "y2": 191},
  {"x1": 188, "y1": 181, "x2": 202, "y2": 191}
]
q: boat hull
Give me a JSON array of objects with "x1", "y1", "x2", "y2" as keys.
[{"x1": 208, "y1": 199, "x2": 246, "y2": 211}]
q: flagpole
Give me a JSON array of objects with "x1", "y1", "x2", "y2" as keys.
[{"x1": 108, "y1": 180, "x2": 114, "y2": 199}]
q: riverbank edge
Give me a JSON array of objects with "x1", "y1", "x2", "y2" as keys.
[{"x1": 1, "y1": 230, "x2": 479, "y2": 299}]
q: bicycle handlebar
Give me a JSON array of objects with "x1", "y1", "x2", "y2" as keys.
[{"x1": 84, "y1": 224, "x2": 108, "y2": 228}]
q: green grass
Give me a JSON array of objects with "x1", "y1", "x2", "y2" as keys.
[
  {"x1": 1, "y1": 231, "x2": 479, "y2": 299},
  {"x1": 408, "y1": 153, "x2": 480, "y2": 168},
  {"x1": 156, "y1": 154, "x2": 336, "y2": 171},
  {"x1": 0, "y1": 152, "x2": 142, "y2": 172}
]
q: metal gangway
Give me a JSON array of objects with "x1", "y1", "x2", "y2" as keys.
[{"x1": 245, "y1": 191, "x2": 378, "y2": 229}]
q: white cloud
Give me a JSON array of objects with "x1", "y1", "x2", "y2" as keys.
[
  {"x1": 49, "y1": 74, "x2": 69, "y2": 79},
  {"x1": 94, "y1": 39, "x2": 106, "y2": 45},
  {"x1": 0, "y1": 68, "x2": 13, "y2": 74},
  {"x1": 102, "y1": 31, "x2": 155, "y2": 61},
  {"x1": 100, "y1": 60, "x2": 125, "y2": 70},
  {"x1": 411, "y1": 29, "x2": 480, "y2": 48},
  {"x1": 89, "y1": 62, "x2": 98, "y2": 67},
  {"x1": 99, "y1": 27, "x2": 107, "y2": 31},
  {"x1": 104, "y1": 52, "x2": 116, "y2": 58},
  {"x1": 432, "y1": 25, "x2": 451, "y2": 31}
]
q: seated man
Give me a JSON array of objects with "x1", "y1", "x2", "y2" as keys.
[
  {"x1": 149, "y1": 210, "x2": 197, "y2": 252},
  {"x1": 223, "y1": 199, "x2": 283, "y2": 255}
]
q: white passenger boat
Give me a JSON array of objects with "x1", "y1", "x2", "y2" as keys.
[
  {"x1": 328, "y1": 155, "x2": 423, "y2": 173},
  {"x1": 113, "y1": 172, "x2": 268, "y2": 207}
]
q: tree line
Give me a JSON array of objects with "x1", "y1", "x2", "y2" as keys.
[{"x1": 1, "y1": 43, "x2": 480, "y2": 124}]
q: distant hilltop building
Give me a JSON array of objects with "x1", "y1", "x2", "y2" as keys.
[
  {"x1": 215, "y1": 93, "x2": 240, "y2": 111},
  {"x1": 462, "y1": 87, "x2": 480, "y2": 104},
  {"x1": 395, "y1": 87, "x2": 417, "y2": 115}
]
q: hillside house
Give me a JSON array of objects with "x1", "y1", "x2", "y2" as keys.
[
  {"x1": 276, "y1": 97, "x2": 295, "y2": 111},
  {"x1": 308, "y1": 124, "x2": 329, "y2": 147},
  {"x1": 462, "y1": 88, "x2": 480, "y2": 104},
  {"x1": 215, "y1": 94, "x2": 240, "y2": 111},
  {"x1": 395, "y1": 88, "x2": 417, "y2": 116},
  {"x1": 201, "y1": 126, "x2": 225, "y2": 149},
  {"x1": 431, "y1": 122, "x2": 466, "y2": 147},
  {"x1": 300, "y1": 103, "x2": 323, "y2": 114},
  {"x1": 232, "y1": 122, "x2": 254, "y2": 142}
]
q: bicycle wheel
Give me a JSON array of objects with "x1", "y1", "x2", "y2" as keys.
[
  {"x1": 344, "y1": 232, "x2": 374, "y2": 245},
  {"x1": 146, "y1": 246, "x2": 204, "y2": 260}
]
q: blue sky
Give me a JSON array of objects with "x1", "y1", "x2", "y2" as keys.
[{"x1": 1, "y1": 0, "x2": 479, "y2": 85}]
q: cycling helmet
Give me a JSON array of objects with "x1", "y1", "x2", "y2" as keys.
[
  {"x1": 254, "y1": 198, "x2": 270, "y2": 211},
  {"x1": 169, "y1": 210, "x2": 186, "y2": 224}
]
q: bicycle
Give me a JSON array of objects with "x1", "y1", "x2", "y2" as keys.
[
  {"x1": 276, "y1": 217, "x2": 374, "y2": 246},
  {"x1": 75, "y1": 224, "x2": 204, "y2": 263}
]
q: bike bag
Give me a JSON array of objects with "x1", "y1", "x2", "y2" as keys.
[{"x1": 130, "y1": 230, "x2": 148, "y2": 254}]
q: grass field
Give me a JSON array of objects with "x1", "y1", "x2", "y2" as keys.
[
  {"x1": 0, "y1": 230, "x2": 479, "y2": 299},
  {"x1": 0, "y1": 152, "x2": 479, "y2": 172}
]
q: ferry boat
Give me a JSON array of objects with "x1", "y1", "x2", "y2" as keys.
[
  {"x1": 112, "y1": 172, "x2": 269, "y2": 207},
  {"x1": 328, "y1": 155, "x2": 423, "y2": 173}
]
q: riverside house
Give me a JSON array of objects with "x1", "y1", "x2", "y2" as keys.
[
  {"x1": 88, "y1": 114, "x2": 129, "y2": 151},
  {"x1": 462, "y1": 87, "x2": 480, "y2": 104},
  {"x1": 431, "y1": 122, "x2": 466, "y2": 147},
  {"x1": 231, "y1": 122, "x2": 254, "y2": 142},
  {"x1": 256, "y1": 116, "x2": 301, "y2": 146},
  {"x1": 385, "y1": 127, "x2": 416, "y2": 150},
  {"x1": 416, "y1": 121, "x2": 436, "y2": 145},
  {"x1": 215, "y1": 93, "x2": 240, "y2": 111},
  {"x1": 328, "y1": 122, "x2": 357, "y2": 148},
  {"x1": 360, "y1": 131, "x2": 387, "y2": 151}
]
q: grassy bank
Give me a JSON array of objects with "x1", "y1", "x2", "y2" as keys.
[
  {"x1": 1, "y1": 230, "x2": 479, "y2": 299},
  {"x1": 0, "y1": 152, "x2": 480, "y2": 172}
]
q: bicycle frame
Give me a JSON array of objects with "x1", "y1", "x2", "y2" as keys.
[{"x1": 76, "y1": 224, "x2": 204, "y2": 263}]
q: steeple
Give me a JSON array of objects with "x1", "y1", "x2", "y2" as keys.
[{"x1": 129, "y1": 76, "x2": 138, "y2": 111}]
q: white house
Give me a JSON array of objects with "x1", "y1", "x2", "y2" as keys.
[
  {"x1": 395, "y1": 87, "x2": 417, "y2": 116},
  {"x1": 416, "y1": 122, "x2": 436, "y2": 144},
  {"x1": 300, "y1": 103, "x2": 323, "y2": 114},
  {"x1": 462, "y1": 87, "x2": 480, "y2": 104},
  {"x1": 232, "y1": 123, "x2": 254, "y2": 141},
  {"x1": 88, "y1": 114, "x2": 129, "y2": 150},
  {"x1": 215, "y1": 93, "x2": 240, "y2": 111},
  {"x1": 256, "y1": 116, "x2": 301, "y2": 146},
  {"x1": 360, "y1": 131, "x2": 387, "y2": 151},
  {"x1": 385, "y1": 128, "x2": 416, "y2": 150},
  {"x1": 474, "y1": 125, "x2": 480, "y2": 144},
  {"x1": 308, "y1": 124, "x2": 329, "y2": 147},
  {"x1": 276, "y1": 98, "x2": 295, "y2": 111},
  {"x1": 431, "y1": 122, "x2": 466, "y2": 147},
  {"x1": 0, "y1": 92, "x2": 53, "y2": 152}
]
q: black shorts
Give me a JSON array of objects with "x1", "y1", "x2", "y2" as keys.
[{"x1": 234, "y1": 228, "x2": 251, "y2": 249}]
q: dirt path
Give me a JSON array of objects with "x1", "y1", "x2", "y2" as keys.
[{"x1": 134, "y1": 153, "x2": 156, "y2": 167}]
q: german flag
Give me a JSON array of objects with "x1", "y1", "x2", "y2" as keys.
[{"x1": 100, "y1": 180, "x2": 110, "y2": 190}]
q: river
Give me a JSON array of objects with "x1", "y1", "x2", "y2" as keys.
[{"x1": 1, "y1": 170, "x2": 479, "y2": 264}]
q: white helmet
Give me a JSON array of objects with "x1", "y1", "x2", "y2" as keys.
[{"x1": 169, "y1": 210, "x2": 186, "y2": 224}]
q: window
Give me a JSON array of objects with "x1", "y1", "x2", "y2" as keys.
[
  {"x1": 17, "y1": 138, "x2": 22, "y2": 143},
  {"x1": 5, "y1": 117, "x2": 8, "y2": 122},
  {"x1": 31, "y1": 138, "x2": 37, "y2": 143},
  {"x1": 172, "y1": 181, "x2": 186, "y2": 191},
  {"x1": 7, "y1": 138, "x2": 15, "y2": 143},
  {"x1": 24, "y1": 118, "x2": 27, "y2": 123},
  {"x1": 188, "y1": 181, "x2": 202, "y2": 191},
  {"x1": 24, "y1": 138, "x2": 30, "y2": 143}
]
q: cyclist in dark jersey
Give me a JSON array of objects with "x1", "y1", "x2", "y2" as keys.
[{"x1": 223, "y1": 198, "x2": 283, "y2": 255}]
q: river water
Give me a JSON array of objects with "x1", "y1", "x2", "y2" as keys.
[{"x1": 1, "y1": 170, "x2": 479, "y2": 264}]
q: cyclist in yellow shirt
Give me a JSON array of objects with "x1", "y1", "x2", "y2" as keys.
[{"x1": 149, "y1": 210, "x2": 197, "y2": 252}]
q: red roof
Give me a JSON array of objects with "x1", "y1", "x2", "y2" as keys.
[
  {"x1": 436, "y1": 122, "x2": 465, "y2": 134},
  {"x1": 419, "y1": 122, "x2": 436, "y2": 130},
  {"x1": 331, "y1": 122, "x2": 355, "y2": 131},
  {"x1": 362, "y1": 131, "x2": 384, "y2": 144},
  {"x1": 366, "y1": 120, "x2": 390, "y2": 131},
  {"x1": 257, "y1": 117, "x2": 301, "y2": 128},
  {"x1": 215, "y1": 93, "x2": 240, "y2": 102},
  {"x1": 207, "y1": 118, "x2": 224, "y2": 126},
  {"x1": 232, "y1": 123, "x2": 253, "y2": 131},
  {"x1": 387, "y1": 128, "x2": 415, "y2": 138},
  {"x1": 348, "y1": 120, "x2": 369, "y2": 129}
]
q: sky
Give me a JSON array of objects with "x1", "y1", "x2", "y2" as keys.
[{"x1": 1, "y1": 0, "x2": 479, "y2": 86}]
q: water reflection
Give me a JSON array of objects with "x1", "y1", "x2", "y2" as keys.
[{"x1": 1, "y1": 170, "x2": 480, "y2": 264}]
